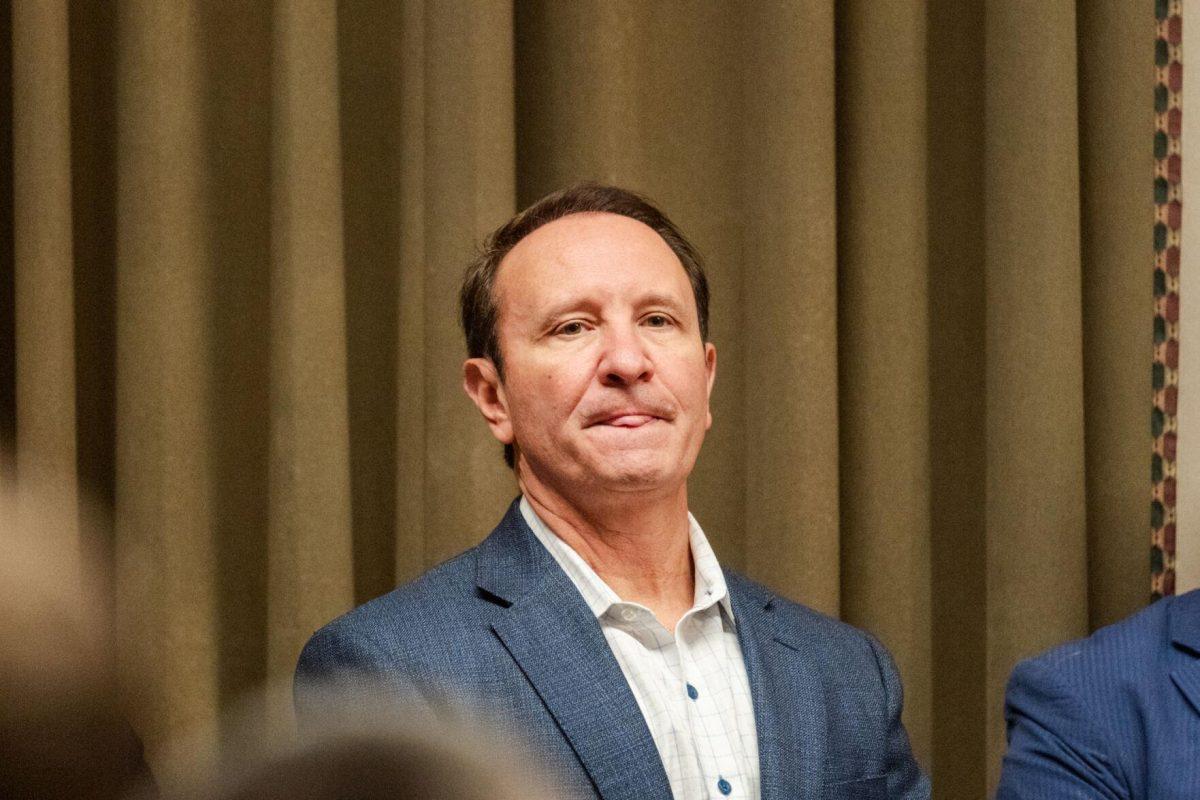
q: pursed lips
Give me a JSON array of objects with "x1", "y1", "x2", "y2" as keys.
[
  {"x1": 601, "y1": 414, "x2": 657, "y2": 427},
  {"x1": 586, "y1": 411, "x2": 664, "y2": 428}
]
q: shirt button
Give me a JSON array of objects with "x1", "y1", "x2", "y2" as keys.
[
  {"x1": 686, "y1": 683, "x2": 699, "y2": 700},
  {"x1": 717, "y1": 777, "x2": 732, "y2": 795},
  {"x1": 621, "y1": 608, "x2": 637, "y2": 621}
]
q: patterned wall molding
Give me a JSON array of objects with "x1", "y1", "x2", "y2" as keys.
[{"x1": 1153, "y1": 0, "x2": 1182, "y2": 599}]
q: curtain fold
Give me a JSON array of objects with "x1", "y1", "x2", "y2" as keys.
[
  {"x1": 1, "y1": 2, "x2": 1154, "y2": 798},
  {"x1": 112, "y1": 0, "x2": 220, "y2": 759},
  {"x1": 337, "y1": 0, "x2": 402, "y2": 602},
  {"x1": 736, "y1": 1, "x2": 841, "y2": 617},
  {"x1": 266, "y1": 0, "x2": 355, "y2": 679},
  {"x1": 194, "y1": 0, "x2": 273, "y2": 718},
  {"x1": 835, "y1": 0, "x2": 932, "y2": 761},
  {"x1": 418, "y1": 0, "x2": 517, "y2": 564},
  {"x1": 12, "y1": 0, "x2": 76, "y2": 521},
  {"x1": 983, "y1": 0, "x2": 1090, "y2": 787},
  {"x1": 926, "y1": 1, "x2": 988, "y2": 795},
  {"x1": 1078, "y1": 0, "x2": 1157, "y2": 628}
]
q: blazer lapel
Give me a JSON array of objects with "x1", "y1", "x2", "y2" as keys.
[
  {"x1": 1169, "y1": 590, "x2": 1200, "y2": 717},
  {"x1": 726, "y1": 572, "x2": 826, "y2": 800},
  {"x1": 477, "y1": 501, "x2": 672, "y2": 800}
]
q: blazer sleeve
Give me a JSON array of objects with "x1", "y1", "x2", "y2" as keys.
[
  {"x1": 994, "y1": 655, "x2": 1129, "y2": 800},
  {"x1": 867, "y1": 635, "x2": 932, "y2": 800}
]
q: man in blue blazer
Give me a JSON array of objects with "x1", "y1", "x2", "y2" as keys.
[
  {"x1": 296, "y1": 184, "x2": 929, "y2": 800},
  {"x1": 996, "y1": 589, "x2": 1200, "y2": 799}
]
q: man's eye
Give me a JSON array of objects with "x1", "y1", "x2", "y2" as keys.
[
  {"x1": 644, "y1": 314, "x2": 672, "y2": 328},
  {"x1": 556, "y1": 321, "x2": 586, "y2": 336}
]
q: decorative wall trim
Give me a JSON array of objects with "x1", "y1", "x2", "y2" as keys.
[{"x1": 1153, "y1": 0, "x2": 1182, "y2": 599}]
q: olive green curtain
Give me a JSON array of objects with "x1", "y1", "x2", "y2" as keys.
[{"x1": 0, "y1": 1, "x2": 1152, "y2": 797}]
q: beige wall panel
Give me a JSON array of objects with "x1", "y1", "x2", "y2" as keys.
[
  {"x1": 12, "y1": 0, "x2": 78, "y2": 527},
  {"x1": 421, "y1": 0, "x2": 519, "y2": 563},
  {"x1": 739, "y1": 1, "x2": 840, "y2": 613},
  {"x1": 514, "y1": 0, "x2": 748, "y2": 567},
  {"x1": 984, "y1": 0, "x2": 1089, "y2": 789},
  {"x1": 266, "y1": 0, "x2": 354, "y2": 678},
  {"x1": 112, "y1": 0, "x2": 219, "y2": 765},
  {"x1": 1077, "y1": 1, "x2": 1157, "y2": 621},
  {"x1": 835, "y1": 0, "x2": 932, "y2": 766}
]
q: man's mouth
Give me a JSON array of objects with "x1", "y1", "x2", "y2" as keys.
[
  {"x1": 601, "y1": 414, "x2": 657, "y2": 428},
  {"x1": 584, "y1": 408, "x2": 667, "y2": 428}
]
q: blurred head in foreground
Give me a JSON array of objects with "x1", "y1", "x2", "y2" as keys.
[
  {"x1": 150, "y1": 686, "x2": 559, "y2": 800},
  {"x1": 0, "y1": 477, "x2": 152, "y2": 800}
]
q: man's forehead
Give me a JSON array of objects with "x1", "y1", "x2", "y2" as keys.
[{"x1": 495, "y1": 212, "x2": 687, "y2": 297}]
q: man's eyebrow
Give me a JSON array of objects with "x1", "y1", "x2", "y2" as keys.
[
  {"x1": 534, "y1": 297, "x2": 600, "y2": 327},
  {"x1": 637, "y1": 294, "x2": 686, "y2": 312}
]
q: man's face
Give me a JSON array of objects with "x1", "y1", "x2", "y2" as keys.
[{"x1": 468, "y1": 212, "x2": 716, "y2": 496}]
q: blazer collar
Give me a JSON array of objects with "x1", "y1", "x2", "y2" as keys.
[
  {"x1": 1169, "y1": 590, "x2": 1200, "y2": 717},
  {"x1": 473, "y1": 499, "x2": 563, "y2": 605},
  {"x1": 475, "y1": 499, "x2": 672, "y2": 799},
  {"x1": 1169, "y1": 589, "x2": 1200, "y2": 656},
  {"x1": 725, "y1": 571, "x2": 825, "y2": 800},
  {"x1": 475, "y1": 501, "x2": 825, "y2": 799}
]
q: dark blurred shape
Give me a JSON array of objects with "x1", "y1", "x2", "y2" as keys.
[
  {"x1": 0, "y1": 478, "x2": 155, "y2": 800},
  {"x1": 150, "y1": 688, "x2": 558, "y2": 800}
]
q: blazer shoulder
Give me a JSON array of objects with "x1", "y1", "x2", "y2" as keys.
[
  {"x1": 997, "y1": 598, "x2": 1182, "y2": 798},
  {"x1": 1013, "y1": 596, "x2": 1174, "y2": 696},
  {"x1": 297, "y1": 545, "x2": 484, "y2": 674},
  {"x1": 358, "y1": 546, "x2": 482, "y2": 617},
  {"x1": 1001, "y1": 597, "x2": 1179, "y2": 765}
]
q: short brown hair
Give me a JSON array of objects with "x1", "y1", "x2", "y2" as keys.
[{"x1": 460, "y1": 183, "x2": 711, "y2": 468}]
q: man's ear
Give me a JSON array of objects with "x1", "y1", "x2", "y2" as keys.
[{"x1": 463, "y1": 358, "x2": 514, "y2": 445}]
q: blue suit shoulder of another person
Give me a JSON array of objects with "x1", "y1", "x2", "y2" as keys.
[
  {"x1": 295, "y1": 499, "x2": 930, "y2": 800},
  {"x1": 996, "y1": 589, "x2": 1200, "y2": 800}
]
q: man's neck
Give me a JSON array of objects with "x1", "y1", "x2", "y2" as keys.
[{"x1": 518, "y1": 470, "x2": 696, "y2": 631}]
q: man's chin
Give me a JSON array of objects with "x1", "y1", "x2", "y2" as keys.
[
  {"x1": 582, "y1": 455, "x2": 684, "y2": 493},
  {"x1": 520, "y1": 446, "x2": 692, "y2": 498}
]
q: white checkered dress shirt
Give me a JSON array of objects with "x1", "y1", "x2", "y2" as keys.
[{"x1": 520, "y1": 497, "x2": 760, "y2": 800}]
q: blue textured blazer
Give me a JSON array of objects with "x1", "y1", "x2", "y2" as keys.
[
  {"x1": 996, "y1": 589, "x2": 1200, "y2": 799},
  {"x1": 295, "y1": 499, "x2": 929, "y2": 800}
]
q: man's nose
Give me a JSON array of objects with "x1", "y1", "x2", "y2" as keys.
[{"x1": 597, "y1": 325, "x2": 654, "y2": 386}]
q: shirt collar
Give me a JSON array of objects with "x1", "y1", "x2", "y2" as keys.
[
  {"x1": 519, "y1": 496, "x2": 735, "y2": 627},
  {"x1": 686, "y1": 510, "x2": 733, "y2": 622}
]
